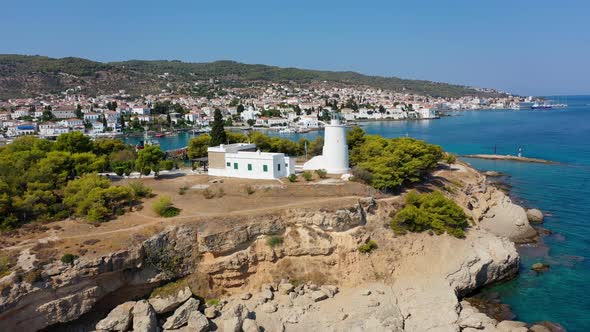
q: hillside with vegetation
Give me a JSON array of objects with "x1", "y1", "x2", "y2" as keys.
[{"x1": 0, "y1": 54, "x2": 505, "y2": 99}]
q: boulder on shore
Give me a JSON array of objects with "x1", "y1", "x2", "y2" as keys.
[
  {"x1": 148, "y1": 285, "x2": 192, "y2": 314},
  {"x1": 526, "y1": 208, "x2": 545, "y2": 223},
  {"x1": 162, "y1": 297, "x2": 200, "y2": 330},
  {"x1": 132, "y1": 300, "x2": 158, "y2": 332},
  {"x1": 95, "y1": 301, "x2": 135, "y2": 331},
  {"x1": 187, "y1": 311, "x2": 209, "y2": 332}
]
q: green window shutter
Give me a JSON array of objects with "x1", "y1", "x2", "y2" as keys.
[
  {"x1": 226, "y1": 162, "x2": 230, "y2": 167},
  {"x1": 248, "y1": 164, "x2": 252, "y2": 171},
  {"x1": 263, "y1": 165, "x2": 268, "y2": 172},
  {"x1": 234, "y1": 162, "x2": 238, "y2": 169}
]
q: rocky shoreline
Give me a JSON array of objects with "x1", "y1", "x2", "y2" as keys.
[{"x1": 0, "y1": 162, "x2": 561, "y2": 332}]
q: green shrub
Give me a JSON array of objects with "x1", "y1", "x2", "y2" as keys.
[
  {"x1": 391, "y1": 190, "x2": 469, "y2": 238},
  {"x1": 266, "y1": 235, "x2": 284, "y2": 247},
  {"x1": 288, "y1": 174, "x2": 297, "y2": 182},
  {"x1": 444, "y1": 153, "x2": 457, "y2": 165},
  {"x1": 351, "y1": 166, "x2": 373, "y2": 184},
  {"x1": 145, "y1": 244, "x2": 181, "y2": 277},
  {"x1": 150, "y1": 279, "x2": 189, "y2": 299},
  {"x1": 162, "y1": 160, "x2": 174, "y2": 171},
  {"x1": 61, "y1": 253, "x2": 78, "y2": 265},
  {"x1": 245, "y1": 185, "x2": 255, "y2": 195},
  {"x1": 152, "y1": 195, "x2": 180, "y2": 217},
  {"x1": 315, "y1": 169, "x2": 328, "y2": 179},
  {"x1": 114, "y1": 166, "x2": 125, "y2": 176},
  {"x1": 206, "y1": 299, "x2": 220, "y2": 306},
  {"x1": 202, "y1": 189, "x2": 215, "y2": 199},
  {"x1": 129, "y1": 182, "x2": 152, "y2": 198},
  {"x1": 142, "y1": 168, "x2": 152, "y2": 176},
  {"x1": 358, "y1": 240, "x2": 378, "y2": 253},
  {"x1": 23, "y1": 269, "x2": 43, "y2": 284},
  {"x1": 302, "y1": 171, "x2": 313, "y2": 181},
  {"x1": 178, "y1": 186, "x2": 189, "y2": 195},
  {"x1": 0, "y1": 255, "x2": 11, "y2": 277}
]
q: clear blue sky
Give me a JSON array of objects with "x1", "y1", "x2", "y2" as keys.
[{"x1": 1, "y1": 0, "x2": 589, "y2": 96}]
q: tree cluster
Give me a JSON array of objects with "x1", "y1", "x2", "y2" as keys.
[
  {"x1": 391, "y1": 191, "x2": 470, "y2": 238},
  {"x1": 0, "y1": 132, "x2": 165, "y2": 229},
  {"x1": 348, "y1": 126, "x2": 443, "y2": 191}
]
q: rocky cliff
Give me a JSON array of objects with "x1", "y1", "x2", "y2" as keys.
[{"x1": 0, "y1": 165, "x2": 533, "y2": 332}]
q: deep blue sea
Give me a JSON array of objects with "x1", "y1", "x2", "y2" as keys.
[{"x1": 126, "y1": 96, "x2": 590, "y2": 331}]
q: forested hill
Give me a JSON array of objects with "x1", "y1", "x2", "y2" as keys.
[{"x1": 0, "y1": 54, "x2": 504, "y2": 99}]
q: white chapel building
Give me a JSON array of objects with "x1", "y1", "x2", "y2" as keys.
[{"x1": 207, "y1": 143, "x2": 295, "y2": 180}]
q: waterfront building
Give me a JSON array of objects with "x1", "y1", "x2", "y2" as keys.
[
  {"x1": 417, "y1": 108, "x2": 437, "y2": 119},
  {"x1": 39, "y1": 122, "x2": 70, "y2": 137},
  {"x1": 6, "y1": 123, "x2": 37, "y2": 137},
  {"x1": 207, "y1": 143, "x2": 295, "y2": 179}
]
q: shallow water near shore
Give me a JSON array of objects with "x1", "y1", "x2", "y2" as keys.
[{"x1": 127, "y1": 96, "x2": 590, "y2": 331}]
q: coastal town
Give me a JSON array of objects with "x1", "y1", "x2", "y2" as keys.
[{"x1": 0, "y1": 78, "x2": 547, "y2": 140}]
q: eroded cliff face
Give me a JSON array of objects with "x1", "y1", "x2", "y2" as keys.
[{"x1": 0, "y1": 171, "x2": 524, "y2": 332}]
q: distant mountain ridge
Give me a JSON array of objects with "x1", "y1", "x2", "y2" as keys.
[{"x1": 0, "y1": 54, "x2": 505, "y2": 99}]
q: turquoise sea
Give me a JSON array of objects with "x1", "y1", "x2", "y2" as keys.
[{"x1": 126, "y1": 96, "x2": 590, "y2": 331}]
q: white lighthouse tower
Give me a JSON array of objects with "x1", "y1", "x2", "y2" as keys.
[{"x1": 303, "y1": 114, "x2": 349, "y2": 174}]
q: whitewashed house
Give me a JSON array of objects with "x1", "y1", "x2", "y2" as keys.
[
  {"x1": 39, "y1": 122, "x2": 70, "y2": 137},
  {"x1": 298, "y1": 116, "x2": 320, "y2": 128},
  {"x1": 84, "y1": 112, "x2": 100, "y2": 123},
  {"x1": 207, "y1": 143, "x2": 295, "y2": 180}
]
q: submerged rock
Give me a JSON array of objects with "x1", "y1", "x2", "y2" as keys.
[{"x1": 531, "y1": 262, "x2": 550, "y2": 272}]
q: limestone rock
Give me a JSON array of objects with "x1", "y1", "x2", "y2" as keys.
[
  {"x1": 367, "y1": 299, "x2": 380, "y2": 307},
  {"x1": 526, "y1": 208, "x2": 544, "y2": 223},
  {"x1": 204, "y1": 306, "x2": 217, "y2": 319},
  {"x1": 222, "y1": 317, "x2": 242, "y2": 332},
  {"x1": 261, "y1": 289, "x2": 273, "y2": 301},
  {"x1": 148, "y1": 286, "x2": 192, "y2": 314},
  {"x1": 261, "y1": 302, "x2": 278, "y2": 313},
  {"x1": 311, "y1": 290, "x2": 328, "y2": 302},
  {"x1": 241, "y1": 292, "x2": 252, "y2": 300},
  {"x1": 132, "y1": 300, "x2": 158, "y2": 332},
  {"x1": 187, "y1": 311, "x2": 209, "y2": 332},
  {"x1": 480, "y1": 193, "x2": 537, "y2": 242},
  {"x1": 163, "y1": 298, "x2": 200, "y2": 330},
  {"x1": 360, "y1": 289, "x2": 371, "y2": 296},
  {"x1": 278, "y1": 282, "x2": 294, "y2": 295},
  {"x1": 497, "y1": 320, "x2": 527, "y2": 331},
  {"x1": 242, "y1": 318, "x2": 260, "y2": 332},
  {"x1": 530, "y1": 325, "x2": 552, "y2": 332},
  {"x1": 320, "y1": 285, "x2": 339, "y2": 298},
  {"x1": 95, "y1": 301, "x2": 135, "y2": 331},
  {"x1": 221, "y1": 303, "x2": 249, "y2": 332}
]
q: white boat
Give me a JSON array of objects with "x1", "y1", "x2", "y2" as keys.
[{"x1": 279, "y1": 128, "x2": 295, "y2": 134}]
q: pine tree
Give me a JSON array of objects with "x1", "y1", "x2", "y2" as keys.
[
  {"x1": 210, "y1": 109, "x2": 227, "y2": 146},
  {"x1": 75, "y1": 104, "x2": 83, "y2": 119}
]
